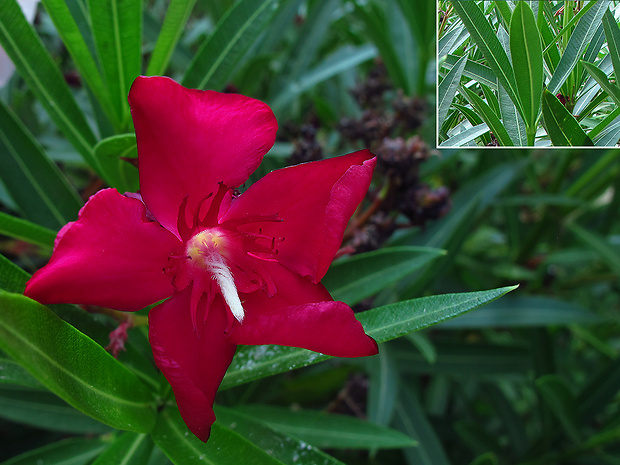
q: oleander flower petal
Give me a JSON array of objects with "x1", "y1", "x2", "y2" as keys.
[
  {"x1": 220, "y1": 150, "x2": 376, "y2": 281},
  {"x1": 25, "y1": 189, "x2": 179, "y2": 311},
  {"x1": 230, "y1": 262, "x2": 378, "y2": 357},
  {"x1": 129, "y1": 76, "x2": 278, "y2": 238},
  {"x1": 149, "y1": 288, "x2": 237, "y2": 442}
]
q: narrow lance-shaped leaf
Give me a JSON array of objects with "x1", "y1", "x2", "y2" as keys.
[
  {"x1": 439, "y1": 53, "x2": 468, "y2": 129},
  {"x1": 460, "y1": 86, "x2": 514, "y2": 146},
  {"x1": 592, "y1": 111, "x2": 620, "y2": 147},
  {"x1": 323, "y1": 246, "x2": 445, "y2": 306},
  {"x1": 396, "y1": 386, "x2": 451, "y2": 465},
  {"x1": 0, "y1": 438, "x2": 106, "y2": 465},
  {"x1": 0, "y1": 385, "x2": 112, "y2": 434},
  {"x1": 602, "y1": 9, "x2": 620, "y2": 85},
  {"x1": 536, "y1": 374, "x2": 581, "y2": 443},
  {"x1": 439, "y1": 122, "x2": 490, "y2": 147},
  {"x1": 146, "y1": 0, "x2": 197, "y2": 76},
  {"x1": 443, "y1": 54, "x2": 497, "y2": 90},
  {"x1": 0, "y1": 98, "x2": 83, "y2": 230},
  {"x1": 542, "y1": 89, "x2": 593, "y2": 146},
  {"x1": 0, "y1": 291, "x2": 157, "y2": 432},
  {"x1": 368, "y1": 344, "x2": 399, "y2": 427},
  {"x1": 88, "y1": 0, "x2": 143, "y2": 129},
  {"x1": 220, "y1": 286, "x2": 518, "y2": 389},
  {"x1": 0, "y1": 0, "x2": 99, "y2": 171},
  {"x1": 581, "y1": 60, "x2": 620, "y2": 107},
  {"x1": 230, "y1": 405, "x2": 417, "y2": 450},
  {"x1": 353, "y1": 0, "x2": 410, "y2": 94},
  {"x1": 499, "y1": 77, "x2": 528, "y2": 146},
  {"x1": 570, "y1": 222, "x2": 620, "y2": 277},
  {"x1": 546, "y1": 1, "x2": 608, "y2": 95},
  {"x1": 450, "y1": 1, "x2": 524, "y2": 119},
  {"x1": 0, "y1": 253, "x2": 29, "y2": 293},
  {"x1": 510, "y1": 1, "x2": 543, "y2": 134},
  {"x1": 91, "y1": 432, "x2": 153, "y2": 465},
  {"x1": 215, "y1": 406, "x2": 347, "y2": 465},
  {"x1": 40, "y1": 0, "x2": 117, "y2": 126},
  {"x1": 182, "y1": 0, "x2": 278, "y2": 90},
  {"x1": 0, "y1": 212, "x2": 56, "y2": 249},
  {"x1": 271, "y1": 44, "x2": 376, "y2": 115},
  {"x1": 0, "y1": 354, "x2": 39, "y2": 387}
]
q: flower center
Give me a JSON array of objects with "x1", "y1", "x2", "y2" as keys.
[{"x1": 186, "y1": 229, "x2": 245, "y2": 323}]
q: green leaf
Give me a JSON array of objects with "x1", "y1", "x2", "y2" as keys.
[
  {"x1": 405, "y1": 332, "x2": 437, "y2": 365},
  {"x1": 0, "y1": 291, "x2": 157, "y2": 432},
  {"x1": 438, "y1": 296, "x2": 602, "y2": 328},
  {"x1": 498, "y1": 78, "x2": 528, "y2": 146},
  {"x1": 40, "y1": 0, "x2": 117, "y2": 125},
  {"x1": 388, "y1": 0, "x2": 418, "y2": 93},
  {"x1": 546, "y1": 1, "x2": 608, "y2": 95},
  {"x1": 439, "y1": 53, "x2": 468, "y2": 129},
  {"x1": 0, "y1": 212, "x2": 56, "y2": 249},
  {"x1": 593, "y1": 113, "x2": 620, "y2": 147},
  {"x1": 440, "y1": 122, "x2": 490, "y2": 147},
  {"x1": 362, "y1": 285, "x2": 518, "y2": 343},
  {"x1": 460, "y1": 86, "x2": 514, "y2": 146},
  {"x1": 323, "y1": 246, "x2": 445, "y2": 306},
  {"x1": 270, "y1": 44, "x2": 376, "y2": 115},
  {"x1": 0, "y1": 253, "x2": 29, "y2": 293},
  {"x1": 581, "y1": 60, "x2": 620, "y2": 106},
  {"x1": 510, "y1": 1, "x2": 543, "y2": 132},
  {"x1": 0, "y1": 384, "x2": 111, "y2": 433},
  {"x1": 483, "y1": 383, "x2": 528, "y2": 457},
  {"x1": 536, "y1": 374, "x2": 581, "y2": 443},
  {"x1": 146, "y1": 0, "x2": 197, "y2": 76},
  {"x1": 221, "y1": 286, "x2": 518, "y2": 389},
  {"x1": 353, "y1": 0, "x2": 410, "y2": 94},
  {"x1": 182, "y1": 0, "x2": 278, "y2": 90},
  {"x1": 542, "y1": 89, "x2": 593, "y2": 146},
  {"x1": 395, "y1": 386, "x2": 451, "y2": 465},
  {"x1": 570, "y1": 222, "x2": 620, "y2": 277},
  {"x1": 444, "y1": 54, "x2": 497, "y2": 90},
  {"x1": 0, "y1": 0, "x2": 98, "y2": 170},
  {"x1": 0, "y1": 438, "x2": 106, "y2": 465},
  {"x1": 215, "y1": 406, "x2": 346, "y2": 465},
  {"x1": 602, "y1": 9, "x2": 620, "y2": 86},
  {"x1": 450, "y1": 1, "x2": 523, "y2": 118},
  {"x1": 368, "y1": 343, "x2": 399, "y2": 427},
  {"x1": 0, "y1": 353, "x2": 39, "y2": 387},
  {"x1": 0, "y1": 98, "x2": 82, "y2": 229},
  {"x1": 94, "y1": 134, "x2": 139, "y2": 193},
  {"x1": 152, "y1": 405, "x2": 286, "y2": 465},
  {"x1": 88, "y1": 0, "x2": 142, "y2": 129},
  {"x1": 230, "y1": 405, "x2": 416, "y2": 450},
  {"x1": 91, "y1": 432, "x2": 153, "y2": 465}
]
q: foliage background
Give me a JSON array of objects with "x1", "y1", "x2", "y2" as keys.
[
  {"x1": 0, "y1": 0, "x2": 618, "y2": 464},
  {"x1": 439, "y1": 0, "x2": 620, "y2": 147}
]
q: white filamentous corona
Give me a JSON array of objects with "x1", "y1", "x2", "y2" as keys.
[
  {"x1": 186, "y1": 230, "x2": 245, "y2": 323},
  {"x1": 206, "y1": 253, "x2": 245, "y2": 323}
]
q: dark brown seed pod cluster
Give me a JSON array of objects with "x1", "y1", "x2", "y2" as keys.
[{"x1": 339, "y1": 62, "x2": 451, "y2": 252}]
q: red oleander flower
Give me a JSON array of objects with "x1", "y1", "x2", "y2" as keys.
[{"x1": 24, "y1": 76, "x2": 378, "y2": 441}]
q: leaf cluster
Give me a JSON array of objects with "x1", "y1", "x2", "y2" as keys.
[{"x1": 439, "y1": 1, "x2": 620, "y2": 147}]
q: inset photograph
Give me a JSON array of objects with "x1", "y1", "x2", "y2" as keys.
[{"x1": 438, "y1": 1, "x2": 620, "y2": 147}]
